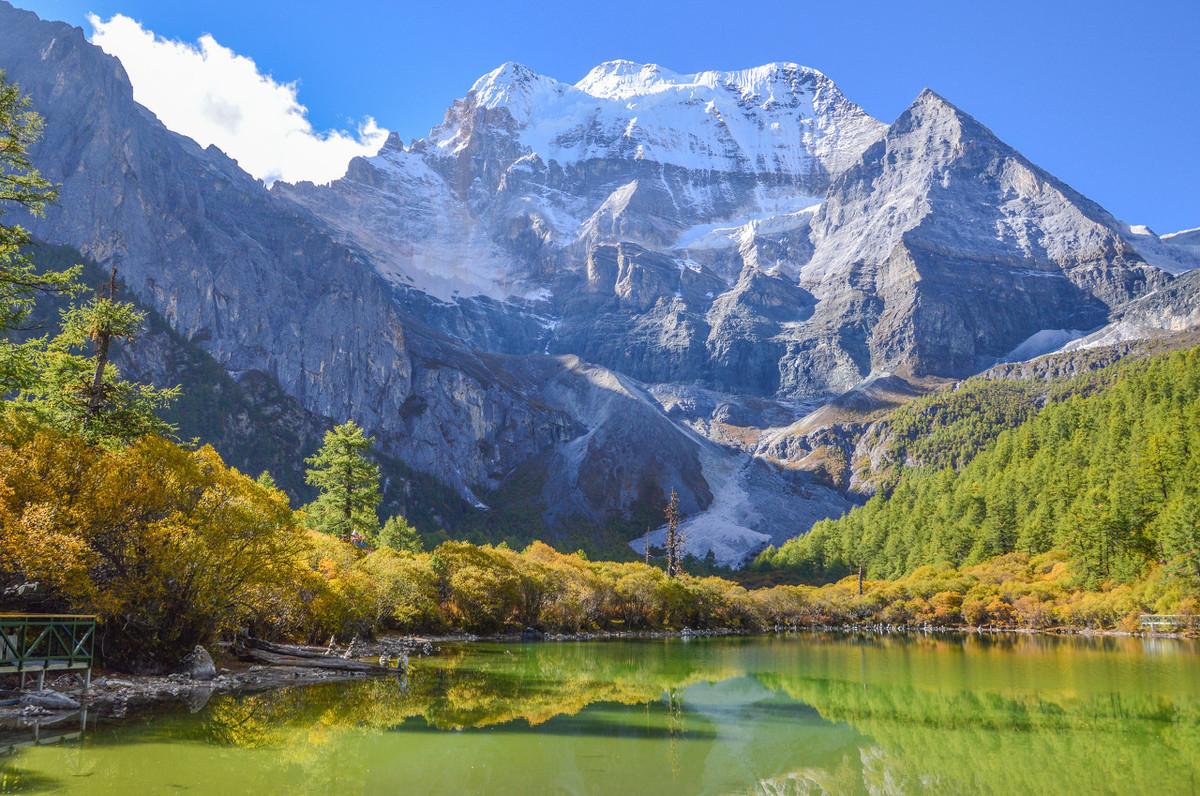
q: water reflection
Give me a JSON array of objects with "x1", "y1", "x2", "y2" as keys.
[{"x1": 2, "y1": 633, "x2": 1198, "y2": 795}]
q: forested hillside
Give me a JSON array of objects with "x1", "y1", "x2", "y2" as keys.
[{"x1": 760, "y1": 347, "x2": 1200, "y2": 587}]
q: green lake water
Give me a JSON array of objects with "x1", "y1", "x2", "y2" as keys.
[{"x1": 1, "y1": 633, "x2": 1198, "y2": 794}]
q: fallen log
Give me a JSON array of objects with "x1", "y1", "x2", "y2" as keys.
[
  {"x1": 239, "y1": 637, "x2": 335, "y2": 660},
  {"x1": 234, "y1": 645, "x2": 391, "y2": 672}
]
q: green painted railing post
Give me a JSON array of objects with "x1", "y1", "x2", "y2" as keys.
[{"x1": 0, "y1": 614, "x2": 98, "y2": 692}]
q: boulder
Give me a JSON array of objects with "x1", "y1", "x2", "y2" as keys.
[
  {"x1": 21, "y1": 689, "x2": 80, "y2": 711},
  {"x1": 180, "y1": 645, "x2": 217, "y2": 681}
]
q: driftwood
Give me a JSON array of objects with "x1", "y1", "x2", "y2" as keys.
[
  {"x1": 240, "y1": 637, "x2": 336, "y2": 660},
  {"x1": 234, "y1": 636, "x2": 393, "y2": 673}
]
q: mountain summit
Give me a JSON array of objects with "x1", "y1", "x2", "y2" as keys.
[
  {"x1": 787, "y1": 88, "x2": 1164, "y2": 384},
  {"x1": 276, "y1": 59, "x2": 885, "y2": 301}
]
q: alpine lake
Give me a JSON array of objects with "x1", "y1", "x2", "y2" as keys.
[{"x1": 1, "y1": 633, "x2": 1197, "y2": 795}]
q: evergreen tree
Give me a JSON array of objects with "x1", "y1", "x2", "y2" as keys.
[
  {"x1": 23, "y1": 268, "x2": 178, "y2": 446},
  {"x1": 760, "y1": 347, "x2": 1200, "y2": 587},
  {"x1": 0, "y1": 70, "x2": 81, "y2": 390},
  {"x1": 304, "y1": 420, "x2": 381, "y2": 544},
  {"x1": 1158, "y1": 485, "x2": 1200, "y2": 580},
  {"x1": 380, "y1": 514, "x2": 423, "y2": 553}
]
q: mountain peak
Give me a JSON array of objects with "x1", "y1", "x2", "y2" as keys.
[
  {"x1": 574, "y1": 59, "x2": 682, "y2": 98},
  {"x1": 472, "y1": 61, "x2": 540, "y2": 88},
  {"x1": 470, "y1": 61, "x2": 560, "y2": 99},
  {"x1": 573, "y1": 59, "x2": 831, "y2": 101},
  {"x1": 903, "y1": 87, "x2": 973, "y2": 125},
  {"x1": 415, "y1": 56, "x2": 884, "y2": 183},
  {"x1": 803, "y1": 81, "x2": 1157, "y2": 330}
]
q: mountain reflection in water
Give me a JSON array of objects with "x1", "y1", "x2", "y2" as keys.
[{"x1": 2, "y1": 633, "x2": 1198, "y2": 795}]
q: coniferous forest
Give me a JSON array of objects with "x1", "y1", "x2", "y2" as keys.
[{"x1": 756, "y1": 349, "x2": 1200, "y2": 590}]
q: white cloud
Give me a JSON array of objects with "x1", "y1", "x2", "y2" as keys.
[{"x1": 87, "y1": 14, "x2": 387, "y2": 185}]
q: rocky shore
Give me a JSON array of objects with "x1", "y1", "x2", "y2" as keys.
[{"x1": 0, "y1": 636, "x2": 435, "y2": 731}]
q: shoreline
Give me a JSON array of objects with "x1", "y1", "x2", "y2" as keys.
[
  {"x1": 3, "y1": 624, "x2": 1194, "y2": 732},
  {"x1": 412, "y1": 622, "x2": 1199, "y2": 645},
  {"x1": 0, "y1": 662, "x2": 394, "y2": 731}
]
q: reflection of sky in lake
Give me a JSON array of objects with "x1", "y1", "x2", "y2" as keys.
[{"x1": 2, "y1": 633, "x2": 1198, "y2": 795}]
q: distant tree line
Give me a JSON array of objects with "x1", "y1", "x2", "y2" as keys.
[{"x1": 758, "y1": 348, "x2": 1200, "y2": 589}]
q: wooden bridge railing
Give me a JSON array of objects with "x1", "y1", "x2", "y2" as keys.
[{"x1": 0, "y1": 614, "x2": 96, "y2": 690}]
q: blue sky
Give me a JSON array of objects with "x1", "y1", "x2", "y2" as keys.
[{"x1": 17, "y1": 0, "x2": 1200, "y2": 231}]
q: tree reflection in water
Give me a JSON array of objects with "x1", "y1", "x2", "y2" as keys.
[{"x1": 2, "y1": 633, "x2": 1198, "y2": 795}]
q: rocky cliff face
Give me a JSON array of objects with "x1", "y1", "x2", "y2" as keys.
[
  {"x1": 1063, "y1": 269, "x2": 1200, "y2": 351},
  {"x1": 0, "y1": 4, "x2": 571, "y2": 514},
  {"x1": 785, "y1": 89, "x2": 1166, "y2": 389},
  {"x1": 0, "y1": 4, "x2": 854, "y2": 564},
  {"x1": 1, "y1": 1, "x2": 1195, "y2": 565}
]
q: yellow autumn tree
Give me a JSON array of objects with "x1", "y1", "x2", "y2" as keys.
[{"x1": 0, "y1": 410, "x2": 307, "y2": 668}]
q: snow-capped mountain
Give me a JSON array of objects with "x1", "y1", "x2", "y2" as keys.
[
  {"x1": 783, "y1": 88, "x2": 1165, "y2": 389},
  {"x1": 2, "y1": 0, "x2": 1196, "y2": 565},
  {"x1": 276, "y1": 60, "x2": 885, "y2": 300},
  {"x1": 280, "y1": 71, "x2": 1173, "y2": 404}
]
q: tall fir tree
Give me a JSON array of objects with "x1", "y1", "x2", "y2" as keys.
[
  {"x1": 0, "y1": 70, "x2": 81, "y2": 391},
  {"x1": 304, "y1": 420, "x2": 381, "y2": 544},
  {"x1": 24, "y1": 267, "x2": 178, "y2": 446}
]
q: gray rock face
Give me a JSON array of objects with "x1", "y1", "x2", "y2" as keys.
[
  {"x1": 0, "y1": 5, "x2": 564, "y2": 508},
  {"x1": 282, "y1": 74, "x2": 1170, "y2": 409},
  {"x1": 1122, "y1": 225, "x2": 1200, "y2": 275},
  {"x1": 1063, "y1": 269, "x2": 1200, "y2": 352},
  {"x1": 276, "y1": 60, "x2": 886, "y2": 302},
  {"x1": 790, "y1": 89, "x2": 1165, "y2": 384},
  {"x1": 0, "y1": 7, "x2": 410, "y2": 432}
]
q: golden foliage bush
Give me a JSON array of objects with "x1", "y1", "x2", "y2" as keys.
[{"x1": 0, "y1": 412, "x2": 306, "y2": 668}]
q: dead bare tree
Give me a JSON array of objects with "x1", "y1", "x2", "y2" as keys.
[{"x1": 664, "y1": 489, "x2": 684, "y2": 578}]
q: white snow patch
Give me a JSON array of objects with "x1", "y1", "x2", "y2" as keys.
[
  {"x1": 673, "y1": 200, "x2": 821, "y2": 250},
  {"x1": 630, "y1": 453, "x2": 773, "y2": 568},
  {"x1": 1123, "y1": 222, "x2": 1200, "y2": 274},
  {"x1": 1162, "y1": 226, "x2": 1200, "y2": 241},
  {"x1": 1003, "y1": 329, "x2": 1085, "y2": 361}
]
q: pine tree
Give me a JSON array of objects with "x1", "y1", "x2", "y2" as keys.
[
  {"x1": 25, "y1": 267, "x2": 178, "y2": 446},
  {"x1": 758, "y1": 348, "x2": 1200, "y2": 584},
  {"x1": 1158, "y1": 485, "x2": 1200, "y2": 580},
  {"x1": 380, "y1": 514, "x2": 423, "y2": 553},
  {"x1": 304, "y1": 421, "x2": 381, "y2": 544},
  {"x1": 0, "y1": 70, "x2": 82, "y2": 390}
]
